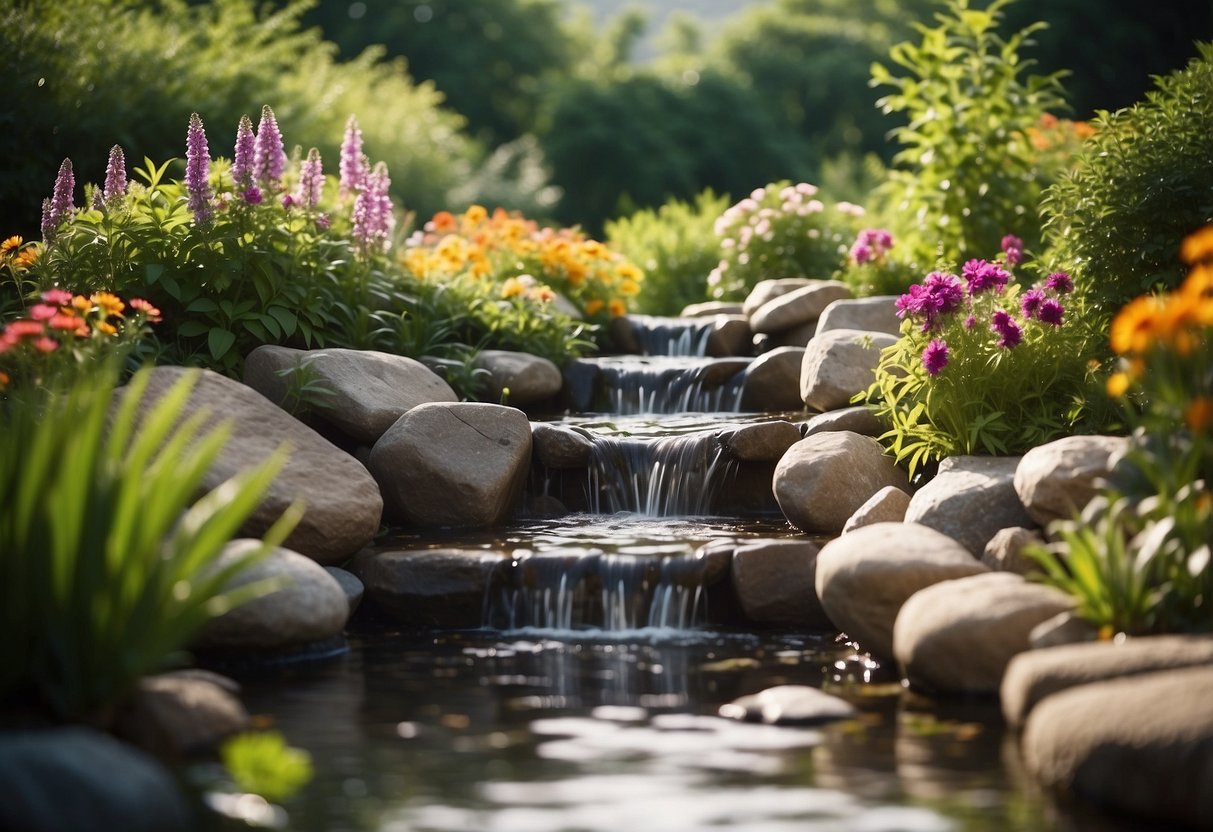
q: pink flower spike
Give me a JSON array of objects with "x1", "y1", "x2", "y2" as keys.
[
  {"x1": 30, "y1": 304, "x2": 58, "y2": 321},
  {"x1": 41, "y1": 289, "x2": 73, "y2": 306},
  {"x1": 253, "y1": 105, "x2": 286, "y2": 188}
]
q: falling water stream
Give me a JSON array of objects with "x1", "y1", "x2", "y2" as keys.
[{"x1": 230, "y1": 317, "x2": 1136, "y2": 832}]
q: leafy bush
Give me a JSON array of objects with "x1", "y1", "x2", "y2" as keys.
[
  {"x1": 0, "y1": 362, "x2": 299, "y2": 719},
  {"x1": 1032, "y1": 228, "x2": 1213, "y2": 634},
  {"x1": 605, "y1": 190, "x2": 728, "y2": 315},
  {"x1": 707, "y1": 181, "x2": 862, "y2": 301},
  {"x1": 1041, "y1": 41, "x2": 1213, "y2": 323},
  {"x1": 835, "y1": 227, "x2": 921, "y2": 298},
  {"x1": 861, "y1": 250, "x2": 1094, "y2": 477},
  {"x1": 870, "y1": 0, "x2": 1066, "y2": 263}
]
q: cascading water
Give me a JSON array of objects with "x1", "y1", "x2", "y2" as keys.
[
  {"x1": 585, "y1": 431, "x2": 735, "y2": 516},
  {"x1": 567, "y1": 356, "x2": 749, "y2": 416},
  {"x1": 624, "y1": 315, "x2": 716, "y2": 358}
]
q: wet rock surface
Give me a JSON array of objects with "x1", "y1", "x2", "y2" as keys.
[{"x1": 719, "y1": 685, "x2": 857, "y2": 725}]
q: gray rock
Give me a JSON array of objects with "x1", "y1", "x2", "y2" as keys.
[
  {"x1": 111, "y1": 671, "x2": 249, "y2": 758},
  {"x1": 842, "y1": 485, "x2": 911, "y2": 533},
  {"x1": 350, "y1": 547, "x2": 508, "y2": 627},
  {"x1": 730, "y1": 539, "x2": 833, "y2": 629},
  {"x1": 324, "y1": 566, "x2": 365, "y2": 616},
  {"x1": 750, "y1": 281, "x2": 853, "y2": 335},
  {"x1": 1022, "y1": 665, "x2": 1213, "y2": 828},
  {"x1": 982, "y1": 526, "x2": 1044, "y2": 575},
  {"x1": 719, "y1": 685, "x2": 856, "y2": 725},
  {"x1": 739, "y1": 347, "x2": 805, "y2": 412},
  {"x1": 474, "y1": 349, "x2": 563, "y2": 406},
  {"x1": 802, "y1": 405, "x2": 886, "y2": 438},
  {"x1": 243, "y1": 345, "x2": 457, "y2": 444},
  {"x1": 369, "y1": 402, "x2": 532, "y2": 527},
  {"x1": 815, "y1": 296, "x2": 902, "y2": 337},
  {"x1": 773, "y1": 431, "x2": 909, "y2": 534},
  {"x1": 815, "y1": 522, "x2": 986, "y2": 659},
  {"x1": 800, "y1": 329, "x2": 897, "y2": 412},
  {"x1": 193, "y1": 540, "x2": 350, "y2": 651},
  {"x1": 681, "y1": 301, "x2": 745, "y2": 318},
  {"x1": 1014, "y1": 435, "x2": 1129, "y2": 526},
  {"x1": 125, "y1": 367, "x2": 383, "y2": 565},
  {"x1": 706, "y1": 315, "x2": 753, "y2": 357},
  {"x1": 904, "y1": 455, "x2": 1034, "y2": 557},
  {"x1": 0, "y1": 727, "x2": 196, "y2": 832},
  {"x1": 768, "y1": 319, "x2": 818, "y2": 349},
  {"x1": 1028, "y1": 611, "x2": 1101, "y2": 649},
  {"x1": 720, "y1": 420, "x2": 802, "y2": 462},
  {"x1": 1002, "y1": 634, "x2": 1213, "y2": 728},
  {"x1": 742, "y1": 278, "x2": 815, "y2": 318},
  {"x1": 532, "y1": 422, "x2": 595, "y2": 469},
  {"x1": 893, "y1": 572, "x2": 1074, "y2": 694}
]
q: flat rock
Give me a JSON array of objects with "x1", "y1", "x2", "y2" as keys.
[
  {"x1": 742, "y1": 278, "x2": 815, "y2": 318},
  {"x1": 774, "y1": 431, "x2": 909, "y2": 535},
  {"x1": 739, "y1": 347, "x2": 805, "y2": 412},
  {"x1": 532, "y1": 422, "x2": 595, "y2": 468},
  {"x1": 111, "y1": 671, "x2": 249, "y2": 758},
  {"x1": 126, "y1": 367, "x2": 383, "y2": 565},
  {"x1": 802, "y1": 405, "x2": 886, "y2": 438},
  {"x1": 193, "y1": 540, "x2": 350, "y2": 652},
  {"x1": 814, "y1": 296, "x2": 902, "y2": 337},
  {"x1": 1002, "y1": 634, "x2": 1213, "y2": 728},
  {"x1": 904, "y1": 455, "x2": 1034, "y2": 557},
  {"x1": 681, "y1": 301, "x2": 745, "y2": 318},
  {"x1": 243, "y1": 345, "x2": 457, "y2": 444},
  {"x1": 982, "y1": 526, "x2": 1043, "y2": 575},
  {"x1": 474, "y1": 349, "x2": 563, "y2": 406},
  {"x1": 719, "y1": 685, "x2": 856, "y2": 725},
  {"x1": 1014, "y1": 435, "x2": 1129, "y2": 526},
  {"x1": 815, "y1": 522, "x2": 986, "y2": 659},
  {"x1": 800, "y1": 329, "x2": 897, "y2": 412},
  {"x1": 893, "y1": 572, "x2": 1074, "y2": 694},
  {"x1": 720, "y1": 420, "x2": 802, "y2": 462},
  {"x1": 369, "y1": 402, "x2": 532, "y2": 527},
  {"x1": 1022, "y1": 665, "x2": 1213, "y2": 828},
  {"x1": 842, "y1": 485, "x2": 911, "y2": 533},
  {"x1": 750, "y1": 280, "x2": 853, "y2": 335},
  {"x1": 349, "y1": 547, "x2": 508, "y2": 627},
  {"x1": 730, "y1": 539, "x2": 833, "y2": 629}
]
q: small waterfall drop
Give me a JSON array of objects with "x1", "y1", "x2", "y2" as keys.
[
  {"x1": 624, "y1": 315, "x2": 715, "y2": 357},
  {"x1": 587, "y1": 431, "x2": 734, "y2": 516},
  {"x1": 569, "y1": 356, "x2": 749, "y2": 416}
]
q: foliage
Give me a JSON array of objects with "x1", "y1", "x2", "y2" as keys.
[
  {"x1": 870, "y1": 0, "x2": 1067, "y2": 263},
  {"x1": 707, "y1": 181, "x2": 863, "y2": 301},
  {"x1": 1032, "y1": 228, "x2": 1213, "y2": 634},
  {"x1": 221, "y1": 731, "x2": 314, "y2": 804},
  {"x1": 1041, "y1": 41, "x2": 1213, "y2": 325},
  {"x1": 0, "y1": 362, "x2": 299, "y2": 720},
  {"x1": 0, "y1": 0, "x2": 474, "y2": 239},
  {"x1": 403, "y1": 204, "x2": 641, "y2": 326},
  {"x1": 835, "y1": 227, "x2": 921, "y2": 298},
  {"x1": 860, "y1": 250, "x2": 1094, "y2": 477},
  {"x1": 604, "y1": 190, "x2": 729, "y2": 315},
  {"x1": 1, "y1": 236, "x2": 44, "y2": 320}
]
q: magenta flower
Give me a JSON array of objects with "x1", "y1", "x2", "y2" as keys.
[
  {"x1": 353, "y1": 160, "x2": 394, "y2": 254},
  {"x1": 1045, "y1": 271, "x2": 1074, "y2": 294},
  {"x1": 922, "y1": 339, "x2": 950, "y2": 376},
  {"x1": 896, "y1": 271, "x2": 964, "y2": 332},
  {"x1": 963, "y1": 259, "x2": 1011, "y2": 295},
  {"x1": 296, "y1": 147, "x2": 324, "y2": 209},
  {"x1": 1038, "y1": 298, "x2": 1064, "y2": 326},
  {"x1": 43, "y1": 158, "x2": 76, "y2": 241},
  {"x1": 850, "y1": 242, "x2": 873, "y2": 264},
  {"x1": 1020, "y1": 288, "x2": 1047, "y2": 320},
  {"x1": 103, "y1": 145, "x2": 127, "y2": 203},
  {"x1": 242, "y1": 186, "x2": 263, "y2": 205},
  {"x1": 990, "y1": 309, "x2": 1023, "y2": 349},
  {"x1": 340, "y1": 115, "x2": 367, "y2": 197},
  {"x1": 253, "y1": 104, "x2": 286, "y2": 188},
  {"x1": 232, "y1": 114, "x2": 256, "y2": 188},
  {"x1": 185, "y1": 113, "x2": 213, "y2": 223},
  {"x1": 1000, "y1": 234, "x2": 1024, "y2": 266}
]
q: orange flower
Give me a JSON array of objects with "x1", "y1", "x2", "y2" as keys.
[
  {"x1": 427, "y1": 211, "x2": 457, "y2": 233},
  {"x1": 463, "y1": 204, "x2": 488, "y2": 227},
  {"x1": 95, "y1": 320, "x2": 118, "y2": 336},
  {"x1": 90, "y1": 291, "x2": 124, "y2": 318},
  {"x1": 1105, "y1": 371, "x2": 1131, "y2": 398},
  {"x1": 0, "y1": 235, "x2": 21, "y2": 255},
  {"x1": 1110, "y1": 294, "x2": 1167, "y2": 355},
  {"x1": 501, "y1": 277, "x2": 526, "y2": 299},
  {"x1": 584, "y1": 298, "x2": 605, "y2": 317},
  {"x1": 1186, "y1": 396, "x2": 1213, "y2": 433},
  {"x1": 608, "y1": 298, "x2": 627, "y2": 317},
  {"x1": 0, "y1": 370, "x2": 9, "y2": 388},
  {"x1": 1181, "y1": 225, "x2": 1213, "y2": 265},
  {"x1": 13, "y1": 248, "x2": 38, "y2": 269}
]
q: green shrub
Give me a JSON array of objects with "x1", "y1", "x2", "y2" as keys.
[
  {"x1": 870, "y1": 0, "x2": 1066, "y2": 264},
  {"x1": 1041, "y1": 42, "x2": 1213, "y2": 323},
  {"x1": 0, "y1": 362, "x2": 299, "y2": 719},
  {"x1": 605, "y1": 190, "x2": 728, "y2": 315},
  {"x1": 834, "y1": 227, "x2": 921, "y2": 298}
]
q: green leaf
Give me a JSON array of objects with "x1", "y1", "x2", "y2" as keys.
[
  {"x1": 267, "y1": 306, "x2": 297, "y2": 337},
  {"x1": 208, "y1": 327, "x2": 237, "y2": 361},
  {"x1": 177, "y1": 320, "x2": 210, "y2": 338}
]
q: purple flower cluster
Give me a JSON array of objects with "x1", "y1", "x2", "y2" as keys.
[
  {"x1": 352, "y1": 161, "x2": 394, "y2": 253},
  {"x1": 990, "y1": 309, "x2": 1023, "y2": 349},
  {"x1": 232, "y1": 114, "x2": 256, "y2": 189},
  {"x1": 254, "y1": 105, "x2": 286, "y2": 189},
  {"x1": 340, "y1": 115, "x2": 368, "y2": 197},
  {"x1": 1000, "y1": 234, "x2": 1023, "y2": 266},
  {"x1": 41, "y1": 158, "x2": 75, "y2": 241},
  {"x1": 103, "y1": 145, "x2": 127, "y2": 203},
  {"x1": 962, "y1": 259, "x2": 1011, "y2": 295},
  {"x1": 1045, "y1": 271, "x2": 1074, "y2": 294},
  {"x1": 295, "y1": 148, "x2": 324, "y2": 210},
  {"x1": 186, "y1": 113, "x2": 213, "y2": 223},
  {"x1": 850, "y1": 227, "x2": 894, "y2": 265},
  {"x1": 896, "y1": 271, "x2": 965, "y2": 331},
  {"x1": 922, "y1": 339, "x2": 950, "y2": 376}
]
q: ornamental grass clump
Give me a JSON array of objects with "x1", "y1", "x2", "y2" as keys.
[
  {"x1": 707, "y1": 181, "x2": 862, "y2": 301},
  {"x1": 861, "y1": 239, "x2": 1094, "y2": 477},
  {"x1": 1032, "y1": 227, "x2": 1213, "y2": 635}
]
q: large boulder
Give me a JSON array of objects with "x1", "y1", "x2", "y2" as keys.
[
  {"x1": 1013, "y1": 435, "x2": 1129, "y2": 526},
  {"x1": 773, "y1": 431, "x2": 909, "y2": 534},
  {"x1": 750, "y1": 280, "x2": 853, "y2": 335},
  {"x1": 739, "y1": 347, "x2": 805, "y2": 412},
  {"x1": 802, "y1": 405, "x2": 886, "y2": 438},
  {"x1": 369, "y1": 402, "x2": 532, "y2": 527},
  {"x1": 127, "y1": 367, "x2": 382, "y2": 564},
  {"x1": 705, "y1": 315, "x2": 753, "y2": 357},
  {"x1": 681, "y1": 301, "x2": 744, "y2": 318},
  {"x1": 730, "y1": 539, "x2": 833, "y2": 629},
  {"x1": 799, "y1": 329, "x2": 898, "y2": 413},
  {"x1": 349, "y1": 548, "x2": 510, "y2": 627},
  {"x1": 473, "y1": 349, "x2": 563, "y2": 406},
  {"x1": 981, "y1": 526, "x2": 1043, "y2": 576},
  {"x1": 1001, "y1": 635, "x2": 1213, "y2": 728},
  {"x1": 892, "y1": 572, "x2": 1074, "y2": 694},
  {"x1": 110, "y1": 671, "x2": 249, "y2": 758},
  {"x1": 719, "y1": 420, "x2": 802, "y2": 462},
  {"x1": 1022, "y1": 665, "x2": 1213, "y2": 828},
  {"x1": 904, "y1": 456, "x2": 1034, "y2": 557},
  {"x1": 842, "y1": 485, "x2": 911, "y2": 533},
  {"x1": 814, "y1": 296, "x2": 902, "y2": 337},
  {"x1": 243, "y1": 345, "x2": 457, "y2": 444},
  {"x1": 814, "y1": 522, "x2": 986, "y2": 659},
  {"x1": 742, "y1": 278, "x2": 815, "y2": 318},
  {"x1": 192, "y1": 540, "x2": 350, "y2": 653}
]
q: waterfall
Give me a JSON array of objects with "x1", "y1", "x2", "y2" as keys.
[
  {"x1": 568, "y1": 356, "x2": 749, "y2": 416},
  {"x1": 587, "y1": 431, "x2": 735, "y2": 516},
  {"x1": 624, "y1": 315, "x2": 715, "y2": 357}
]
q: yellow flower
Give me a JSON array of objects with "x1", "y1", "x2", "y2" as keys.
[
  {"x1": 528, "y1": 286, "x2": 555, "y2": 303},
  {"x1": 608, "y1": 298, "x2": 627, "y2": 317},
  {"x1": 463, "y1": 204, "x2": 488, "y2": 227},
  {"x1": 90, "y1": 291, "x2": 125, "y2": 318},
  {"x1": 1105, "y1": 371, "x2": 1131, "y2": 398},
  {"x1": 584, "y1": 298, "x2": 605, "y2": 317},
  {"x1": 0, "y1": 235, "x2": 21, "y2": 255},
  {"x1": 403, "y1": 247, "x2": 432, "y2": 277},
  {"x1": 95, "y1": 320, "x2": 118, "y2": 336},
  {"x1": 618, "y1": 278, "x2": 640, "y2": 297},
  {"x1": 501, "y1": 277, "x2": 526, "y2": 299},
  {"x1": 1181, "y1": 225, "x2": 1213, "y2": 265},
  {"x1": 1109, "y1": 294, "x2": 1167, "y2": 355},
  {"x1": 564, "y1": 259, "x2": 588, "y2": 287},
  {"x1": 13, "y1": 248, "x2": 38, "y2": 270}
]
